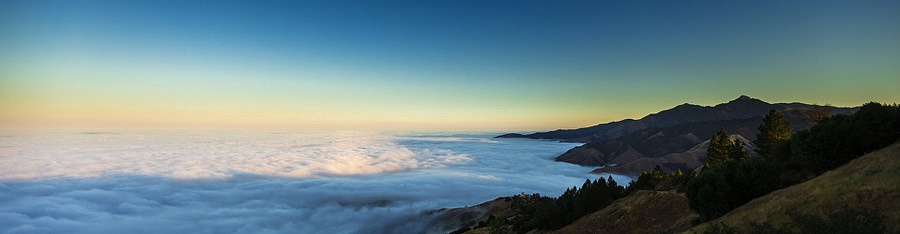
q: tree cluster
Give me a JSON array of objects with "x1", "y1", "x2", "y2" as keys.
[
  {"x1": 558, "y1": 176, "x2": 626, "y2": 223},
  {"x1": 460, "y1": 103, "x2": 899, "y2": 233},
  {"x1": 706, "y1": 128, "x2": 748, "y2": 168},
  {"x1": 626, "y1": 166, "x2": 696, "y2": 193},
  {"x1": 469, "y1": 176, "x2": 626, "y2": 233},
  {"x1": 685, "y1": 103, "x2": 900, "y2": 221},
  {"x1": 792, "y1": 102, "x2": 900, "y2": 174}
]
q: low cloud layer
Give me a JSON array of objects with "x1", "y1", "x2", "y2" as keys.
[
  {"x1": 0, "y1": 131, "x2": 629, "y2": 233},
  {"x1": 1, "y1": 131, "x2": 430, "y2": 180}
]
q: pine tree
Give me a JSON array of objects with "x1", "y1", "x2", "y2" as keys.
[
  {"x1": 754, "y1": 109, "x2": 793, "y2": 156},
  {"x1": 706, "y1": 128, "x2": 734, "y2": 167},
  {"x1": 729, "y1": 138, "x2": 748, "y2": 161}
]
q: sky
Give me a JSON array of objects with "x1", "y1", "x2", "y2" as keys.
[{"x1": 1, "y1": 0, "x2": 899, "y2": 131}]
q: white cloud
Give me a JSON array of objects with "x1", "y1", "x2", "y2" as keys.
[
  {"x1": 0, "y1": 131, "x2": 426, "y2": 180},
  {"x1": 0, "y1": 131, "x2": 624, "y2": 233}
]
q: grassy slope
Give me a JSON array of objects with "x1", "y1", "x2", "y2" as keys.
[
  {"x1": 551, "y1": 190, "x2": 699, "y2": 234},
  {"x1": 460, "y1": 142, "x2": 898, "y2": 234},
  {"x1": 461, "y1": 191, "x2": 697, "y2": 234},
  {"x1": 686, "y1": 141, "x2": 900, "y2": 233}
]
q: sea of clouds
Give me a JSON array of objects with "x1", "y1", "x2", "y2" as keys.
[{"x1": 0, "y1": 131, "x2": 630, "y2": 233}]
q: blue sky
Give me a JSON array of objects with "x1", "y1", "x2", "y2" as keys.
[{"x1": 1, "y1": 0, "x2": 899, "y2": 130}]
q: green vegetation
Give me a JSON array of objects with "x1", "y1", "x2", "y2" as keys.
[
  {"x1": 685, "y1": 140, "x2": 900, "y2": 233},
  {"x1": 793, "y1": 102, "x2": 900, "y2": 174},
  {"x1": 705, "y1": 205, "x2": 887, "y2": 234},
  {"x1": 459, "y1": 103, "x2": 898, "y2": 233},
  {"x1": 705, "y1": 128, "x2": 747, "y2": 168},
  {"x1": 685, "y1": 102, "x2": 900, "y2": 221},
  {"x1": 470, "y1": 176, "x2": 626, "y2": 233},
  {"x1": 754, "y1": 109, "x2": 793, "y2": 156},
  {"x1": 684, "y1": 156, "x2": 781, "y2": 220},
  {"x1": 626, "y1": 166, "x2": 695, "y2": 193}
]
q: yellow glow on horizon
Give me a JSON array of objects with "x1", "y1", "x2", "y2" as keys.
[
  {"x1": 0, "y1": 94, "x2": 604, "y2": 131},
  {"x1": 4, "y1": 82, "x2": 896, "y2": 131}
]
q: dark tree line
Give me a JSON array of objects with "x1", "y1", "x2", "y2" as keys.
[
  {"x1": 685, "y1": 103, "x2": 900, "y2": 221},
  {"x1": 456, "y1": 103, "x2": 899, "y2": 233},
  {"x1": 468, "y1": 176, "x2": 626, "y2": 233},
  {"x1": 626, "y1": 165, "x2": 696, "y2": 193}
]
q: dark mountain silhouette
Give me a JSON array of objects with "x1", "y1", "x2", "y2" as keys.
[
  {"x1": 556, "y1": 117, "x2": 761, "y2": 174},
  {"x1": 499, "y1": 96, "x2": 857, "y2": 175},
  {"x1": 497, "y1": 95, "x2": 853, "y2": 143}
]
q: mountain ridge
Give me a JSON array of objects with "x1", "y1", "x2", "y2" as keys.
[
  {"x1": 499, "y1": 96, "x2": 858, "y2": 176},
  {"x1": 498, "y1": 96, "x2": 854, "y2": 143}
]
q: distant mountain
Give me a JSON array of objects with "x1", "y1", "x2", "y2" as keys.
[
  {"x1": 500, "y1": 96, "x2": 857, "y2": 176},
  {"x1": 558, "y1": 118, "x2": 760, "y2": 175},
  {"x1": 498, "y1": 95, "x2": 855, "y2": 143}
]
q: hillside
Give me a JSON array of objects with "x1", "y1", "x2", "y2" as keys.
[
  {"x1": 518, "y1": 96, "x2": 858, "y2": 175},
  {"x1": 588, "y1": 134, "x2": 750, "y2": 176},
  {"x1": 437, "y1": 102, "x2": 896, "y2": 234},
  {"x1": 454, "y1": 191, "x2": 697, "y2": 234},
  {"x1": 424, "y1": 197, "x2": 515, "y2": 234},
  {"x1": 556, "y1": 117, "x2": 759, "y2": 175},
  {"x1": 551, "y1": 190, "x2": 698, "y2": 234},
  {"x1": 686, "y1": 141, "x2": 900, "y2": 233},
  {"x1": 439, "y1": 142, "x2": 898, "y2": 234}
]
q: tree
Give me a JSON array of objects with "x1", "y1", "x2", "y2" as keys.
[
  {"x1": 792, "y1": 102, "x2": 900, "y2": 174},
  {"x1": 754, "y1": 109, "x2": 793, "y2": 156},
  {"x1": 707, "y1": 128, "x2": 748, "y2": 169},
  {"x1": 706, "y1": 128, "x2": 734, "y2": 167},
  {"x1": 729, "y1": 138, "x2": 748, "y2": 161},
  {"x1": 685, "y1": 161, "x2": 735, "y2": 220},
  {"x1": 686, "y1": 103, "x2": 900, "y2": 223},
  {"x1": 626, "y1": 166, "x2": 665, "y2": 192}
]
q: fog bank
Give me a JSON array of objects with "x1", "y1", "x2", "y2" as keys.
[{"x1": 0, "y1": 131, "x2": 629, "y2": 233}]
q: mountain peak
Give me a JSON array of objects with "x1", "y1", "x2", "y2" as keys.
[
  {"x1": 725, "y1": 95, "x2": 766, "y2": 105},
  {"x1": 675, "y1": 103, "x2": 700, "y2": 108}
]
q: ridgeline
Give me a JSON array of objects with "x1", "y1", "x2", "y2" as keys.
[{"x1": 430, "y1": 100, "x2": 899, "y2": 234}]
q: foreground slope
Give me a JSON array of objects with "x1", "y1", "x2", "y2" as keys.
[
  {"x1": 551, "y1": 191, "x2": 698, "y2": 234},
  {"x1": 454, "y1": 191, "x2": 697, "y2": 234},
  {"x1": 446, "y1": 142, "x2": 897, "y2": 234},
  {"x1": 687, "y1": 141, "x2": 900, "y2": 233}
]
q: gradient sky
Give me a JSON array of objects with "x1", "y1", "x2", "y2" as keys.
[{"x1": 2, "y1": 0, "x2": 899, "y2": 130}]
